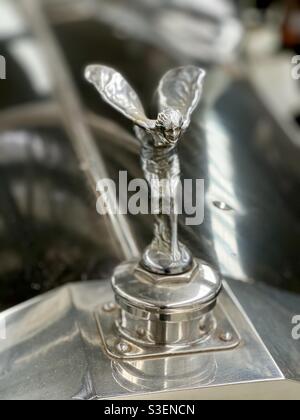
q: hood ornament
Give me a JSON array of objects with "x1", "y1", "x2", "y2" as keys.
[
  {"x1": 86, "y1": 65, "x2": 205, "y2": 275},
  {"x1": 85, "y1": 65, "x2": 239, "y2": 356}
]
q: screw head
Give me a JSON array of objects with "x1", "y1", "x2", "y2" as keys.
[
  {"x1": 219, "y1": 332, "x2": 233, "y2": 343},
  {"x1": 117, "y1": 341, "x2": 131, "y2": 354},
  {"x1": 199, "y1": 318, "x2": 207, "y2": 331},
  {"x1": 103, "y1": 302, "x2": 117, "y2": 313},
  {"x1": 136, "y1": 327, "x2": 146, "y2": 338},
  {"x1": 213, "y1": 201, "x2": 233, "y2": 212}
]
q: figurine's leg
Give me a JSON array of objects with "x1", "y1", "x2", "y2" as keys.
[
  {"x1": 141, "y1": 152, "x2": 193, "y2": 275},
  {"x1": 170, "y1": 201, "x2": 180, "y2": 261}
]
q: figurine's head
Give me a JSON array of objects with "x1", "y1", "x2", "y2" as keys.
[{"x1": 155, "y1": 108, "x2": 184, "y2": 146}]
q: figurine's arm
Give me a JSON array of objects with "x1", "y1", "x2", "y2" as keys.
[{"x1": 134, "y1": 126, "x2": 152, "y2": 146}]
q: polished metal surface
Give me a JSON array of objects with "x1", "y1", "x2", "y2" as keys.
[
  {"x1": 109, "y1": 259, "x2": 222, "y2": 347},
  {"x1": 0, "y1": 127, "x2": 119, "y2": 310},
  {"x1": 96, "y1": 290, "x2": 240, "y2": 359},
  {"x1": 112, "y1": 260, "x2": 221, "y2": 312},
  {"x1": 45, "y1": 0, "x2": 242, "y2": 64},
  {"x1": 0, "y1": 278, "x2": 299, "y2": 400},
  {"x1": 21, "y1": 0, "x2": 140, "y2": 262}
]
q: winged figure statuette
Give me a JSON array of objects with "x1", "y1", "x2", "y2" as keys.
[{"x1": 85, "y1": 65, "x2": 205, "y2": 275}]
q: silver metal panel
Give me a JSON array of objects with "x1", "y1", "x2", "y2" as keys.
[
  {"x1": 228, "y1": 281, "x2": 300, "y2": 382},
  {"x1": 0, "y1": 279, "x2": 288, "y2": 400}
]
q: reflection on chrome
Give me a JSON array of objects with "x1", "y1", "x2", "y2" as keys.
[
  {"x1": 9, "y1": 39, "x2": 52, "y2": 95},
  {"x1": 55, "y1": 0, "x2": 242, "y2": 63},
  {"x1": 112, "y1": 354, "x2": 217, "y2": 393},
  {"x1": 206, "y1": 113, "x2": 246, "y2": 281},
  {"x1": 0, "y1": 0, "x2": 26, "y2": 40}
]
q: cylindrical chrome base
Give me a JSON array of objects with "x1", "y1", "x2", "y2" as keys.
[
  {"x1": 112, "y1": 353, "x2": 217, "y2": 392},
  {"x1": 112, "y1": 259, "x2": 222, "y2": 346}
]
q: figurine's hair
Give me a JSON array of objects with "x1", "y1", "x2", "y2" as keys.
[{"x1": 156, "y1": 109, "x2": 183, "y2": 130}]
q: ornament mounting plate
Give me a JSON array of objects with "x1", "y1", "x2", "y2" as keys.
[{"x1": 95, "y1": 291, "x2": 241, "y2": 361}]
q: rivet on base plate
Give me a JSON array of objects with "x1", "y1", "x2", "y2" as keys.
[
  {"x1": 136, "y1": 327, "x2": 146, "y2": 338},
  {"x1": 117, "y1": 341, "x2": 131, "y2": 354},
  {"x1": 103, "y1": 302, "x2": 117, "y2": 313},
  {"x1": 219, "y1": 332, "x2": 233, "y2": 343}
]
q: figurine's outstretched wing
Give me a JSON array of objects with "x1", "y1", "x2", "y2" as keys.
[
  {"x1": 158, "y1": 66, "x2": 206, "y2": 129},
  {"x1": 85, "y1": 65, "x2": 155, "y2": 130}
]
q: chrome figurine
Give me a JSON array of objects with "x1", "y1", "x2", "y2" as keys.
[{"x1": 85, "y1": 65, "x2": 205, "y2": 275}]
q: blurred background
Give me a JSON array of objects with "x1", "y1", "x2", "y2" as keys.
[{"x1": 0, "y1": 0, "x2": 299, "y2": 310}]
